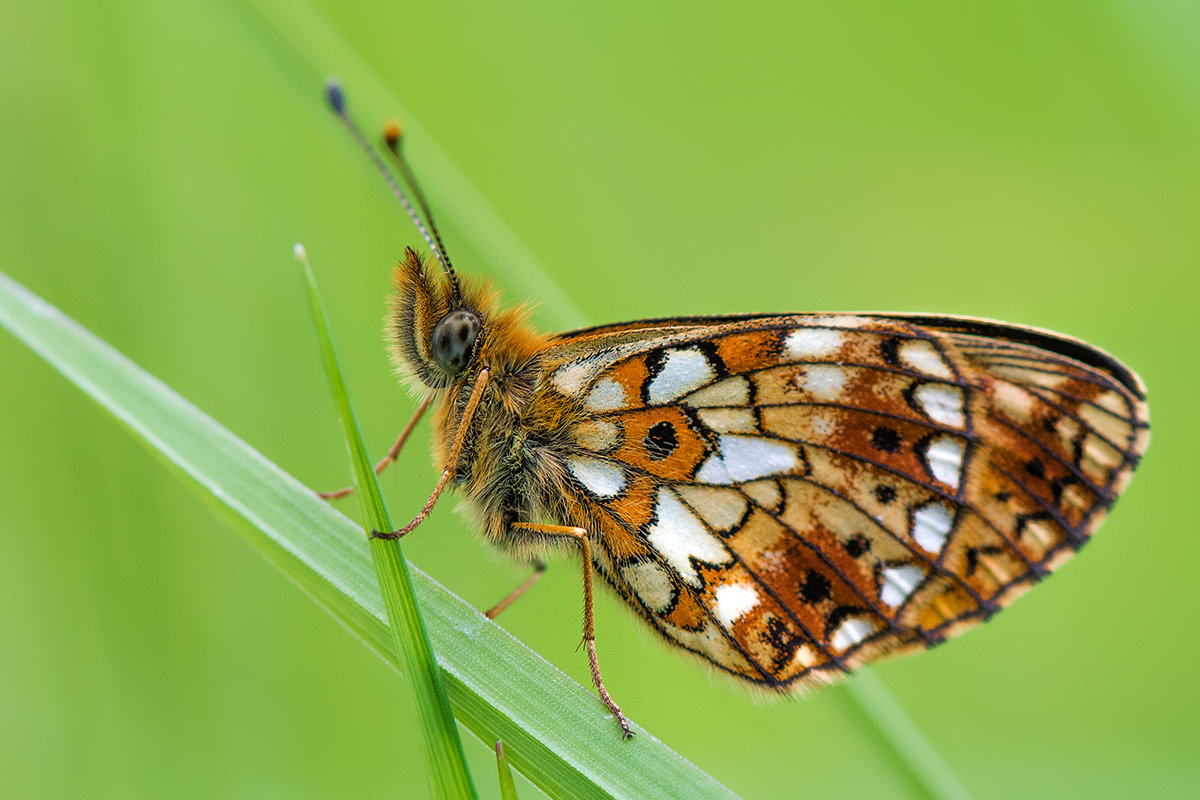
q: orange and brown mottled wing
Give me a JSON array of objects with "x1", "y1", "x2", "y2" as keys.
[{"x1": 542, "y1": 314, "x2": 1148, "y2": 689}]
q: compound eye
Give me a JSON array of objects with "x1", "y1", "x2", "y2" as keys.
[{"x1": 431, "y1": 310, "x2": 481, "y2": 374}]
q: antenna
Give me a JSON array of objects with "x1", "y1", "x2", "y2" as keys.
[
  {"x1": 325, "y1": 79, "x2": 462, "y2": 303},
  {"x1": 382, "y1": 120, "x2": 459, "y2": 295}
]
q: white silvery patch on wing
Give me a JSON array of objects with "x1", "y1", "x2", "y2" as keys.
[
  {"x1": 712, "y1": 582, "x2": 760, "y2": 628},
  {"x1": 647, "y1": 348, "x2": 716, "y2": 405},
  {"x1": 646, "y1": 488, "x2": 732, "y2": 586},
  {"x1": 566, "y1": 455, "x2": 626, "y2": 498},
  {"x1": 880, "y1": 564, "x2": 926, "y2": 607},
  {"x1": 911, "y1": 500, "x2": 954, "y2": 554},
  {"x1": 831, "y1": 617, "x2": 878, "y2": 651},
  {"x1": 696, "y1": 435, "x2": 801, "y2": 485},
  {"x1": 925, "y1": 435, "x2": 965, "y2": 489},
  {"x1": 585, "y1": 377, "x2": 628, "y2": 412},
  {"x1": 913, "y1": 382, "x2": 966, "y2": 429},
  {"x1": 899, "y1": 339, "x2": 954, "y2": 379},
  {"x1": 783, "y1": 327, "x2": 845, "y2": 360}
]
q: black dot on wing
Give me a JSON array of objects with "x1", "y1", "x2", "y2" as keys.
[
  {"x1": 799, "y1": 570, "x2": 832, "y2": 603},
  {"x1": 644, "y1": 420, "x2": 678, "y2": 460},
  {"x1": 1025, "y1": 458, "x2": 1046, "y2": 479},
  {"x1": 880, "y1": 337, "x2": 901, "y2": 367},
  {"x1": 845, "y1": 534, "x2": 871, "y2": 558},
  {"x1": 870, "y1": 427, "x2": 902, "y2": 454},
  {"x1": 873, "y1": 485, "x2": 897, "y2": 505}
]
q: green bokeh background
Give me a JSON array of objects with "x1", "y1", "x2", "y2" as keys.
[{"x1": 1, "y1": 1, "x2": 1196, "y2": 797}]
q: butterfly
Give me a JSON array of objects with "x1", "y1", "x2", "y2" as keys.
[{"x1": 324, "y1": 83, "x2": 1150, "y2": 738}]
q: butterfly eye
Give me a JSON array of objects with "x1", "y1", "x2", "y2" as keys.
[{"x1": 431, "y1": 310, "x2": 481, "y2": 374}]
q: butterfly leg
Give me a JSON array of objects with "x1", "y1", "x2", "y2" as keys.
[
  {"x1": 318, "y1": 393, "x2": 435, "y2": 500},
  {"x1": 511, "y1": 522, "x2": 633, "y2": 739},
  {"x1": 485, "y1": 559, "x2": 547, "y2": 619},
  {"x1": 373, "y1": 369, "x2": 490, "y2": 540}
]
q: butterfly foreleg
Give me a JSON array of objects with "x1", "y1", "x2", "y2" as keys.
[
  {"x1": 372, "y1": 369, "x2": 490, "y2": 540},
  {"x1": 484, "y1": 558, "x2": 546, "y2": 620},
  {"x1": 319, "y1": 393, "x2": 435, "y2": 501},
  {"x1": 510, "y1": 521, "x2": 632, "y2": 739}
]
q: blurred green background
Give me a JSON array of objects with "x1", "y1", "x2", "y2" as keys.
[{"x1": 1, "y1": 1, "x2": 1196, "y2": 797}]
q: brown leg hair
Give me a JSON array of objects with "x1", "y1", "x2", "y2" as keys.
[
  {"x1": 510, "y1": 522, "x2": 632, "y2": 739},
  {"x1": 318, "y1": 393, "x2": 435, "y2": 500},
  {"x1": 484, "y1": 559, "x2": 546, "y2": 620},
  {"x1": 372, "y1": 369, "x2": 490, "y2": 541}
]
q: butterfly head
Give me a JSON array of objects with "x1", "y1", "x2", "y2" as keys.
[{"x1": 388, "y1": 246, "x2": 487, "y2": 389}]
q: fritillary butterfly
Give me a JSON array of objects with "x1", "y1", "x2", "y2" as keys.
[{"x1": 325, "y1": 84, "x2": 1150, "y2": 738}]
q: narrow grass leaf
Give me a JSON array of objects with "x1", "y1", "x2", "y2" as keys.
[
  {"x1": 0, "y1": 270, "x2": 736, "y2": 799},
  {"x1": 495, "y1": 741, "x2": 520, "y2": 800},
  {"x1": 297, "y1": 245, "x2": 476, "y2": 799}
]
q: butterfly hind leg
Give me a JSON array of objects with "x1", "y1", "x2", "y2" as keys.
[
  {"x1": 510, "y1": 522, "x2": 633, "y2": 739},
  {"x1": 318, "y1": 393, "x2": 435, "y2": 500},
  {"x1": 485, "y1": 558, "x2": 546, "y2": 619}
]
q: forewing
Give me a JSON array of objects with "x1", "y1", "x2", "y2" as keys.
[{"x1": 544, "y1": 314, "x2": 1148, "y2": 689}]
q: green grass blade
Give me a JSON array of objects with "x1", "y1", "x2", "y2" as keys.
[
  {"x1": 297, "y1": 245, "x2": 476, "y2": 799},
  {"x1": 0, "y1": 270, "x2": 737, "y2": 799},
  {"x1": 494, "y1": 741, "x2": 520, "y2": 800},
  {"x1": 843, "y1": 673, "x2": 972, "y2": 800}
]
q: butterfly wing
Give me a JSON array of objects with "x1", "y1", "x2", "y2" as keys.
[{"x1": 541, "y1": 313, "x2": 1148, "y2": 688}]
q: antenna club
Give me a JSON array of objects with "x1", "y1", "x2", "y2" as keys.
[
  {"x1": 325, "y1": 78, "x2": 346, "y2": 115},
  {"x1": 292, "y1": 242, "x2": 309, "y2": 262},
  {"x1": 383, "y1": 119, "x2": 404, "y2": 151}
]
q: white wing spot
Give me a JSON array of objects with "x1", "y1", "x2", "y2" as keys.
[
  {"x1": 696, "y1": 435, "x2": 802, "y2": 485},
  {"x1": 899, "y1": 339, "x2": 954, "y2": 379},
  {"x1": 648, "y1": 348, "x2": 716, "y2": 404},
  {"x1": 621, "y1": 560, "x2": 675, "y2": 614},
  {"x1": 567, "y1": 456, "x2": 625, "y2": 498},
  {"x1": 647, "y1": 488, "x2": 732, "y2": 586},
  {"x1": 925, "y1": 435, "x2": 965, "y2": 489},
  {"x1": 795, "y1": 365, "x2": 849, "y2": 402},
  {"x1": 783, "y1": 328, "x2": 845, "y2": 360},
  {"x1": 712, "y1": 582, "x2": 760, "y2": 628},
  {"x1": 831, "y1": 617, "x2": 878, "y2": 651},
  {"x1": 913, "y1": 383, "x2": 966, "y2": 429},
  {"x1": 585, "y1": 377, "x2": 628, "y2": 412},
  {"x1": 911, "y1": 501, "x2": 954, "y2": 554},
  {"x1": 880, "y1": 565, "x2": 926, "y2": 607}
]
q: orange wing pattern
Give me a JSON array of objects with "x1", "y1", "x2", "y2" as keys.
[{"x1": 542, "y1": 314, "x2": 1148, "y2": 689}]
